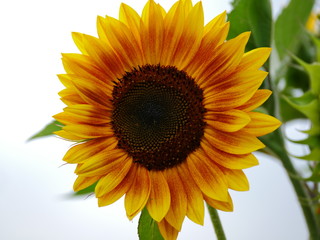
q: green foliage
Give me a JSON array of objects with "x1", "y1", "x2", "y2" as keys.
[
  {"x1": 274, "y1": 0, "x2": 315, "y2": 60},
  {"x1": 311, "y1": 35, "x2": 320, "y2": 62},
  {"x1": 292, "y1": 55, "x2": 320, "y2": 95},
  {"x1": 285, "y1": 34, "x2": 314, "y2": 91},
  {"x1": 283, "y1": 91, "x2": 319, "y2": 125},
  {"x1": 272, "y1": 0, "x2": 315, "y2": 83},
  {"x1": 283, "y1": 42, "x2": 320, "y2": 190},
  {"x1": 305, "y1": 163, "x2": 320, "y2": 182},
  {"x1": 138, "y1": 208, "x2": 164, "y2": 240},
  {"x1": 279, "y1": 97, "x2": 305, "y2": 122},
  {"x1": 296, "y1": 148, "x2": 320, "y2": 161},
  {"x1": 28, "y1": 120, "x2": 62, "y2": 141},
  {"x1": 292, "y1": 135, "x2": 320, "y2": 148},
  {"x1": 228, "y1": 0, "x2": 272, "y2": 50},
  {"x1": 284, "y1": 57, "x2": 320, "y2": 135},
  {"x1": 272, "y1": 0, "x2": 318, "y2": 123}
]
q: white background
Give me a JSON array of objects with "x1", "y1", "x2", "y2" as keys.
[{"x1": 0, "y1": 0, "x2": 310, "y2": 239}]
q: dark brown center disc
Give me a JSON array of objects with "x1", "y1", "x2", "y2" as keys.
[{"x1": 111, "y1": 64, "x2": 206, "y2": 171}]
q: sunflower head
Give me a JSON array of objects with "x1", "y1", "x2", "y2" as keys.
[{"x1": 54, "y1": 0, "x2": 281, "y2": 239}]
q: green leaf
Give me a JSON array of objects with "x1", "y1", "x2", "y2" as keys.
[
  {"x1": 274, "y1": 0, "x2": 314, "y2": 60},
  {"x1": 285, "y1": 65, "x2": 310, "y2": 92},
  {"x1": 285, "y1": 91, "x2": 316, "y2": 105},
  {"x1": 284, "y1": 35, "x2": 314, "y2": 92},
  {"x1": 304, "y1": 163, "x2": 320, "y2": 182},
  {"x1": 228, "y1": 0, "x2": 272, "y2": 50},
  {"x1": 295, "y1": 148, "x2": 320, "y2": 161},
  {"x1": 279, "y1": 96, "x2": 305, "y2": 122},
  {"x1": 282, "y1": 92, "x2": 320, "y2": 124},
  {"x1": 301, "y1": 125, "x2": 320, "y2": 136},
  {"x1": 138, "y1": 208, "x2": 164, "y2": 240},
  {"x1": 246, "y1": 0, "x2": 272, "y2": 48},
  {"x1": 305, "y1": 175, "x2": 320, "y2": 182},
  {"x1": 310, "y1": 34, "x2": 320, "y2": 62},
  {"x1": 292, "y1": 55, "x2": 320, "y2": 95},
  {"x1": 291, "y1": 135, "x2": 320, "y2": 148},
  {"x1": 28, "y1": 120, "x2": 62, "y2": 141}
]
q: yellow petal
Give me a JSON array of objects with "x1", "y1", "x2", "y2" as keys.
[
  {"x1": 99, "y1": 16, "x2": 144, "y2": 69},
  {"x1": 205, "y1": 109, "x2": 250, "y2": 132},
  {"x1": 160, "y1": 0, "x2": 185, "y2": 65},
  {"x1": 197, "y1": 32, "x2": 251, "y2": 87},
  {"x1": 238, "y1": 89, "x2": 272, "y2": 112},
  {"x1": 181, "y1": 0, "x2": 193, "y2": 14},
  {"x1": 177, "y1": 163, "x2": 204, "y2": 225},
  {"x1": 141, "y1": 0, "x2": 164, "y2": 64},
  {"x1": 203, "y1": 70, "x2": 268, "y2": 112},
  {"x1": 242, "y1": 112, "x2": 282, "y2": 137},
  {"x1": 185, "y1": 21, "x2": 229, "y2": 77},
  {"x1": 58, "y1": 88, "x2": 84, "y2": 106},
  {"x1": 76, "y1": 149, "x2": 128, "y2": 177},
  {"x1": 70, "y1": 75, "x2": 113, "y2": 109},
  {"x1": 71, "y1": 32, "x2": 88, "y2": 55},
  {"x1": 203, "y1": 11, "x2": 227, "y2": 35},
  {"x1": 63, "y1": 123, "x2": 113, "y2": 139},
  {"x1": 67, "y1": 103, "x2": 111, "y2": 114},
  {"x1": 96, "y1": 15, "x2": 109, "y2": 44},
  {"x1": 119, "y1": 3, "x2": 142, "y2": 44},
  {"x1": 54, "y1": 129, "x2": 83, "y2": 141},
  {"x1": 201, "y1": 139, "x2": 259, "y2": 169},
  {"x1": 125, "y1": 164, "x2": 151, "y2": 220},
  {"x1": 204, "y1": 128, "x2": 265, "y2": 154},
  {"x1": 157, "y1": 2, "x2": 166, "y2": 17},
  {"x1": 53, "y1": 105, "x2": 111, "y2": 126},
  {"x1": 204, "y1": 192, "x2": 233, "y2": 212},
  {"x1": 57, "y1": 74, "x2": 73, "y2": 87},
  {"x1": 187, "y1": 149, "x2": 228, "y2": 201},
  {"x1": 146, "y1": 171, "x2": 171, "y2": 222},
  {"x1": 157, "y1": 219, "x2": 179, "y2": 240},
  {"x1": 221, "y1": 168, "x2": 249, "y2": 191},
  {"x1": 238, "y1": 47, "x2": 271, "y2": 71},
  {"x1": 163, "y1": 168, "x2": 187, "y2": 231},
  {"x1": 73, "y1": 175, "x2": 100, "y2": 192},
  {"x1": 81, "y1": 34, "x2": 125, "y2": 80},
  {"x1": 61, "y1": 53, "x2": 107, "y2": 80},
  {"x1": 94, "y1": 155, "x2": 132, "y2": 196},
  {"x1": 171, "y1": 1, "x2": 204, "y2": 69},
  {"x1": 63, "y1": 137, "x2": 117, "y2": 164},
  {"x1": 98, "y1": 164, "x2": 136, "y2": 207}
]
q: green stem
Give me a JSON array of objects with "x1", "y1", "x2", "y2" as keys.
[
  {"x1": 261, "y1": 129, "x2": 320, "y2": 240},
  {"x1": 264, "y1": 65, "x2": 320, "y2": 239},
  {"x1": 207, "y1": 204, "x2": 226, "y2": 240}
]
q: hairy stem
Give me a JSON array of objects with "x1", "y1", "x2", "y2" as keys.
[{"x1": 207, "y1": 204, "x2": 226, "y2": 240}]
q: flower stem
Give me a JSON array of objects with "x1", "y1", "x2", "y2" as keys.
[
  {"x1": 207, "y1": 204, "x2": 226, "y2": 240},
  {"x1": 261, "y1": 129, "x2": 320, "y2": 240},
  {"x1": 264, "y1": 71, "x2": 320, "y2": 239}
]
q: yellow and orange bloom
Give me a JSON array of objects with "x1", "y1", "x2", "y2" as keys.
[{"x1": 54, "y1": 0, "x2": 281, "y2": 239}]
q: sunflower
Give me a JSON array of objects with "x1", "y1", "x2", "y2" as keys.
[{"x1": 54, "y1": 0, "x2": 281, "y2": 239}]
